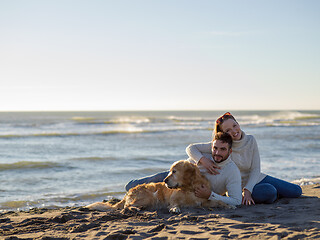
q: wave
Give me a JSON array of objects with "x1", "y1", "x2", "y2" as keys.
[
  {"x1": 0, "y1": 133, "x2": 82, "y2": 138},
  {"x1": 0, "y1": 131, "x2": 141, "y2": 138},
  {"x1": 0, "y1": 111, "x2": 319, "y2": 139},
  {"x1": 292, "y1": 177, "x2": 320, "y2": 186},
  {"x1": 71, "y1": 116, "x2": 97, "y2": 122},
  {"x1": 0, "y1": 189, "x2": 126, "y2": 212},
  {"x1": 168, "y1": 116, "x2": 212, "y2": 122},
  {"x1": 0, "y1": 161, "x2": 60, "y2": 171},
  {"x1": 0, "y1": 126, "x2": 207, "y2": 139},
  {"x1": 72, "y1": 116, "x2": 151, "y2": 125},
  {"x1": 69, "y1": 157, "x2": 118, "y2": 162},
  {"x1": 153, "y1": 111, "x2": 320, "y2": 127},
  {"x1": 238, "y1": 111, "x2": 320, "y2": 127},
  {"x1": 0, "y1": 200, "x2": 38, "y2": 210}
]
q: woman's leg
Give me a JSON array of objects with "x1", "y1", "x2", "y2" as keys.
[
  {"x1": 125, "y1": 171, "x2": 170, "y2": 191},
  {"x1": 260, "y1": 175, "x2": 302, "y2": 198},
  {"x1": 252, "y1": 182, "x2": 278, "y2": 204}
]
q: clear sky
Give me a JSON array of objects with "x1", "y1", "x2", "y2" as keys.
[{"x1": 0, "y1": 0, "x2": 319, "y2": 111}]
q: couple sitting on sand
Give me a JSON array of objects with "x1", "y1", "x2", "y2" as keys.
[{"x1": 126, "y1": 112, "x2": 302, "y2": 207}]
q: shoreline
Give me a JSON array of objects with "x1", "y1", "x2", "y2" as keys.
[{"x1": 1, "y1": 184, "x2": 319, "y2": 240}]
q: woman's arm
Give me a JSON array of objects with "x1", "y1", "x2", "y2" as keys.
[
  {"x1": 186, "y1": 142, "x2": 220, "y2": 174},
  {"x1": 244, "y1": 137, "x2": 261, "y2": 193},
  {"x1": 186, "y1": 142, "x2": 212, "y2": 163}
]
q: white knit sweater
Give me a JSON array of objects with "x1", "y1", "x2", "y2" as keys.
[
  {"x1": 186, "y1": 131, "x2": 266, "y2": 193},
  {"x1": 188, "y1": 155, "x2": 242, "y2": 206}
]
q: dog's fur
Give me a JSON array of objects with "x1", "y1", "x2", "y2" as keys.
[{"x1": 86, "y1": 160, "x2": 234, "y2": 213}]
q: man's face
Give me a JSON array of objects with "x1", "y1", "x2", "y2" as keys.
[{"x1": 212, "y1": 140, "x2": 232, "y2": 163}]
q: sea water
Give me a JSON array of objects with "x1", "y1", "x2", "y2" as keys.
[{"x1": 0, "y1": 110, "x2": 319, "y2": 212}]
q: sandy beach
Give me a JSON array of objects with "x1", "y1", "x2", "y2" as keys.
[{"x1": 1, "y1": 184, "x2": 319, "y2": 240}]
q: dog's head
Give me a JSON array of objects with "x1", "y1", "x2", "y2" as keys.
[{"x1": 164, "y1": 160, "x2": 199, "y2": 190}]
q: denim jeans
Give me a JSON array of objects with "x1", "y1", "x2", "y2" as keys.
[
  {"x1": 125, "y1": 171, "x2": 170, "y2": 192},
  {"x1": 251, "y1": 175, "x2": 302, "y2": 204}
]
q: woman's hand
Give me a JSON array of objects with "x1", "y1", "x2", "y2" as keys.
[
  {"x1": 198, "y1": 157, "x2": 220, "y2": 175},
  {"x1": 242, "y1": 189, "x2": 255, "y2": 205}
]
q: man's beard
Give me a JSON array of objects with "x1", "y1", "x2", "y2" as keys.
[{"x1": 213, "y1": 154, "x2": 228, "y2": 163}]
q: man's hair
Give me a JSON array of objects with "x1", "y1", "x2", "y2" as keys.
[{"x1": 214, "y1": 132, "x2": 233, "y2": 149}]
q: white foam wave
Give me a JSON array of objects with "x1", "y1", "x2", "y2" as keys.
[
  {"x1": 72, "y1": 116, "x2": 96, "y2": 121},
  {"x1": 292, "y1": 177, "x2": 320, "y2": 186},
  {"x1": 168, "y1": 116, "x2": 212, "y2": 122},
  {"x1": 238, "y1": 111, "x2": 320, "y2": 126},
  {"x1": 110, "y1": 117, "x2": 151, "y2": 124}
]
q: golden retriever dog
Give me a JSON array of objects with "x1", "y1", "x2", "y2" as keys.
[{"x1": 86, "y1": 160, "x2": 234, "y2": 213}]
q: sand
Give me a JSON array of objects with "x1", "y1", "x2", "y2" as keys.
[{"x1": 1, "y1": 184, "x2": 319, "y2": 240}]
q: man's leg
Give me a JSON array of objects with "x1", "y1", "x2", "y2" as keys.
[{"x1": 125, "y1": 171, "x2": 170, "y2": 191}]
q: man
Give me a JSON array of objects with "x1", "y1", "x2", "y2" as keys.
[
  {"x1": 125, "y1": 132, "x2": 242, "y2": 207},
  {"x1": 190, "y1": 132, "x2": 242, "y2": 206}
]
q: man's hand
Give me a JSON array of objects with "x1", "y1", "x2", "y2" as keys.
[
  {"x1": 242, "y1": 189, "x2": 255, "y2": 205},
  {"x1": 198, "y1": 157, "x2": 220, "y2": 175},
  {"x1": 195, "y1": 184, "x2": 211, "y2": 199}
]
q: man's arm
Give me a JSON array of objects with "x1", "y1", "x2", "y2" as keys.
[
  {"x1": 196, "y1": 164, "x2": 242, "y2": 206},
  {"x1": 209, "y1": 173, "x2": 242, "y2": 206},
  {"x1": 195, "y1": 184, "x2": 241, "y2": 206}
]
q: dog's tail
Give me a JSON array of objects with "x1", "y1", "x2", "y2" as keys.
[{"x1": 86, "y1": 199, "x2": 125, "y2": 211}]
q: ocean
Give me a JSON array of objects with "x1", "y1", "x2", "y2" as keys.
[{"x1": 1, "y1": 110, "x2": 319, "y2": 212}]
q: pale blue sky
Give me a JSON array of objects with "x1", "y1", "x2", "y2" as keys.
[{"x1": 0, "y1": 0, "x2": 319, "y2": 111}]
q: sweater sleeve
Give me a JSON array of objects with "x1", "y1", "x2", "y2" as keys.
[
  {"x1": 208, "y1": 165, "x2": 242, "y2": 206},
  {"x1": 244, "y1": 137, "x2": 261, "y2": 193},
  {"x1": 186, "y1": 142, "x2": 212, "y2": 163}
]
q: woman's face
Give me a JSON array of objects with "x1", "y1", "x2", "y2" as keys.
[{"x1": 220, "y1": 118, "x2": 242, "y2": 141}]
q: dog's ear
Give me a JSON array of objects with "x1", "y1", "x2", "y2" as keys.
[
  {"x1": 194, "y1": 167, "x2": 203, "y2": 182},
  {"x1": 190, "y1": 164, "x2": 205, "y2": 188},
  {"x1": 182, "y1": 162, "x2": 196, "y2": 187}
]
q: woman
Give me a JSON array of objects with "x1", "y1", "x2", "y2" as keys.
[{"x1": 186, "y1": 112, "x2": 302, "y2": 205}]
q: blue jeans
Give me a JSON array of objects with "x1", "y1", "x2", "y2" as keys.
[
  {"x1": 125, "y1": 171, "x2": 170, "y2": 192},
  {"x1": 251, "y1": 175, "x2": 302, "y2": 204}
]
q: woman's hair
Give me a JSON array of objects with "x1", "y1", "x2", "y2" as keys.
[
  {"x1": 214, "y1": 112, "x2": 238, "y2": 135},
  {"x1": 213, "y1": 132, "x2": 233, "y2": 149}
]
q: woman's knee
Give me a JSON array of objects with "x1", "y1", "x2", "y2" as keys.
[{"x1": 252, "y1": 183, "x2": 277, "y2": 204}]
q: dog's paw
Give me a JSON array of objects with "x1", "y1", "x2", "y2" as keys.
[
  {"x1": 128, "y1": 206, "x2": 141, "y2": 212},
  {"x1": 219, "y1": 203, "x2": 236, "y2": 210},
  {"x1": 169, "y1": 206, "x2": 181, "y2": 214},
  {"x1": 121, "y1": 206, "x2": 141, "y2": 214},
  {"x1": 227, "y1": 204, "x2": 237, "y2": 210}
]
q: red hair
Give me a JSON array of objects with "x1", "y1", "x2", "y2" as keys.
[{"x1": 214, "y1": 112, "x2": 238, "y2": 135}]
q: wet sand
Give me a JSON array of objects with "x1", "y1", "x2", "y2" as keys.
[{"x1": 1, "y1": 184, "x2": 319, "y2": 240}]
